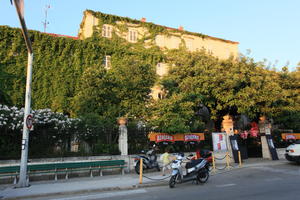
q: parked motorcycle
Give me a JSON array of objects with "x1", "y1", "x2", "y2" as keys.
[
  {"x1": 197, "y1": 149, "x2": 213, "y2": 171},
  {"x1": 169, "y1": 153, "x2": 210, "y2": 188},
  {"x1": 134, "y1": 147, "x2": 160, "y2": 174}
]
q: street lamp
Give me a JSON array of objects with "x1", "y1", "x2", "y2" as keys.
[{"x1": 11, "y1": 0, "x2": 33, "y2": 188}]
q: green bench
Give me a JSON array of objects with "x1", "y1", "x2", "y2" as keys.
[
  {"x1": 0, "y1": 160, "x2": 126, "y2": 184},
  {"x1": 0, "y1": 166, "x2": 20, "y2": 184}
]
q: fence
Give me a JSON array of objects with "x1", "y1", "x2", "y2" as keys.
[{"x1": 211, "y1": 151, "x2": 242, "y2": 173}]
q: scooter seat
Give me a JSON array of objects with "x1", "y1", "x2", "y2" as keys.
[{"x1": 185, "y1": 158, "x2": 204, "y2": 169}]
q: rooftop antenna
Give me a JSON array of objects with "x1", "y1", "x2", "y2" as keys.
[{"x1": 42, "y1": 4, "x2": 50, "y2": 32}]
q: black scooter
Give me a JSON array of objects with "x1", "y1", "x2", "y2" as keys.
[
  {"x1": 134, "y1": 149, "x2": 160, "y2": 174},
  {"x1": 169, "y1": 153, "x2": 210, "y2": 188}
]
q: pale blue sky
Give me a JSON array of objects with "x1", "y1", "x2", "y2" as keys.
[{"x1": 0, "y1": 0, "x2": 299, "y2": 71}]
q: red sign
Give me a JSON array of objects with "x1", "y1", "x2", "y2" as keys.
[
  {"x1": 155, "y1": 134, "x2": 174, "y2": 142},
  {"x1": 286, "y1": 135, "x2": 296, "y2": 140},
  {"x1": 26, "y1": 114, "x2": 33, "y2": 130},
  {"x1": 184, "y1": 134, "x2": 200, "y2": 142}
]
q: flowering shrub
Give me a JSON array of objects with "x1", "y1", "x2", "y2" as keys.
[
  {"x1": 240, "y1": 131, "x2": 248, "y2": 139},
  {"x1": 0, "y1": 105, "x2": 24, "y2": 131},
  {"x1": 0, "y1": 104, "x2": 95, "y2": 159},
  {"x1": 0, "y1": 104, "x2": 95, "y2": 135}
]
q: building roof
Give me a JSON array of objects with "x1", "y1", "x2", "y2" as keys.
[
  {"x1": 47, "y1": 33, "x2": 79, "y2": 40},
  {"x1": 86, "y1": 10, "x2": 239, "y2": 45}
]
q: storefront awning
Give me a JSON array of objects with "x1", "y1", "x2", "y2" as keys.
[
  {"x1": 148, "y1": 132, "x2": 205, "y2": 143},
  {"x1": 281, "y1": 133, "x2": 300, "y2": 140}
]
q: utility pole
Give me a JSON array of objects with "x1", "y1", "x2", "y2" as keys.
[
  {"x1": 42, "y1": 4, "x2": 50, "y2": 32},
  {"x1": 11, "y1": 0, "x2": 33, "y2": 188}
]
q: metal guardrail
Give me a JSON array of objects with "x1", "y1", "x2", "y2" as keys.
[{"x1": 211, "y1": 151, "x2": 242, "y2": 173}]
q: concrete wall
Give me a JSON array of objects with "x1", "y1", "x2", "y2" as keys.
[
  {"x1": 0, "y1": 153, "x2": 195, "y2": 173},
  {"x1": 79, "y1": 11, "x2": 239, "y2": 60},
  {"x1": 78, "y1": 12, "x2": 99, "y2": 39},
  {"x1": 0, "y1": 148, "x2": 287, "y2": 170},
  {"x1": 79, "y1": 11, "x2": 238, "y2": 58}
]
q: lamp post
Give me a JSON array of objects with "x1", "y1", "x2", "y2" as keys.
[{"x1": 11, "y1": 0, "x2": 33, "y2": 188}]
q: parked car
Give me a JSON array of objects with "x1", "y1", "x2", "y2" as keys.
[{"x1": 285, "y1": 140, "x2": 300, "y2": 164}]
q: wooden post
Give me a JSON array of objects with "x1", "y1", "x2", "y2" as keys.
[
  {"x1": 238, "y1": 151, "x2": 242, "y2": 167},
  {"x1": 212, "y1": 152, "x2": 216, "y2": 173},
  {"x1": 139, "y1": 158, "x2": 143, "y2": 184},
  {"x1": 226, "y1": 151, "x2": 230, "y2": 169}
]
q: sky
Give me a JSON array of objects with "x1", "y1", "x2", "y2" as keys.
[{"x1": 0, "y1": 0, "x2": 299, "y2": 71}]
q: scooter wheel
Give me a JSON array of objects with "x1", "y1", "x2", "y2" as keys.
[
  {"x1": 169, "y1": 175, "x2": 177, "y2": 188},
  {"x1": 156, "y1": 165, "x2": 161, "y2": 172},
  {"x1": 197, "y1": 170, "x2": 209, "y2": 183}
]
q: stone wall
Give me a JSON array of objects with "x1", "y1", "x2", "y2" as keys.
[{"x1": 0, "y1": 148, "x2": 287, "y2": 169}]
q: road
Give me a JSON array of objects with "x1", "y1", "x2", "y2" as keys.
[{"x1": 27, "y1": 162, "x2": 300, "y2": 200}]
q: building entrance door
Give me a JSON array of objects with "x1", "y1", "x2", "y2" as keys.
[
  {"x1": 246, "y1": 136, "x2": 262, "y2": 158},
  {"x1": 237, "y1": 135, "x2": 262, "y2": 159}
]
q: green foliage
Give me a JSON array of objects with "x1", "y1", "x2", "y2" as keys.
[
  {"x1": 0, "y1": 26, "x2": 161, "y2": 119},
  {"x1": 0, "y1": 25, "x2": 162, "y2": 157},
  {"x1": 72, "y1": 53, "x2": 157, "y2": 120},
  {"x1": 1, "y1": 22, "x2": 299, "y2": 140},
  {"x1": 148, "y1": 93, "x2": 194, "y2": 134},
  {"x1": 150, "y1": 49, "x2": 300, "y2": 132},
  {"x1": 127, "y1": 120, "x2": 151, "y2": 154},
  {"x1": 92, "y1": 143, "x2": 120, "y2": 155}
]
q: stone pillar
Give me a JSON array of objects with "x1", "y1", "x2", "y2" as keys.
[
  {"x1": 71, "y1": 135, "x2": 79, "y2": 152},
  {"x1": 222, "y1": 115, "x2": 234, "y2": 135},
  {"x1": 259, "y1": 116, "x2": 272, "y2": 159},
  {"x1": 222, "y1": 115, "x2": 234, "y2": 162},
  {"x1": 118, "y1": 117, "x2": 128, "y2": 156}
]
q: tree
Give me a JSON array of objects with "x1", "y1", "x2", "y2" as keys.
[
  {"x1": 148, "y1": 93, "x2": 195, "y2": 134},
  {"x1": 273, "y1": 66, "x2": 300, "y2": 132},
  {"x1": 152, "y1": 49, "x2": 297, "y2": 132},
  {"x1": 73, "y1": 54, "x2": 156, "y2": 119}
]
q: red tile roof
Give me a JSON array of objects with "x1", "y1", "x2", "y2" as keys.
[{"x1": 47, "y1": 33, "x2": 79, "y2": 40}]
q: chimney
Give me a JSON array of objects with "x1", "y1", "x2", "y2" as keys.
[
  {"x1": 141, "y1": 17, "x2": 146, "y2": 22},
  {"x1": 178, "y1": 26, "x2": 184, "y2": 31}
]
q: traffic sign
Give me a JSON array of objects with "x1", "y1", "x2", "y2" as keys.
[{"x1": 26, "y1": 114, "x2": 33, "y2": 130}]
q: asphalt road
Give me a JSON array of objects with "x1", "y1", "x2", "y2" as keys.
[{"x1": 31, "y1": 162, "x2": 300, "y2": 200}]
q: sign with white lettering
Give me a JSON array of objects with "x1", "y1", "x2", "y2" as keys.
[
  {"x1": 184, "y1": 134, "x2": 200, "y2": 142},
  {"x1": 212, "y1": 132, "x2": 227, "y2": 151},
  {"x1": 155, "y1": 134, "x2": 174, "y2": 142}
]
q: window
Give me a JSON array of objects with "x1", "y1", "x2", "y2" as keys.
[
  {"x1": 102, "y1": 25, "x2": 112, "y2": 38},
  {"x1": 156, "y1": 63, "x2": 168, "y2": 77},
  {"x1": 128, "y1": 30, "x2": 138, "y2": 42},
  {"x1": 158, "y1": 92, "x2": 164, "y2": 100},
  {"x1": 104, "y1": 55, "x2": 111, "y2": 69},
  {"x1": 185, "y1": 39, "x2": 193, "y2": 51}
]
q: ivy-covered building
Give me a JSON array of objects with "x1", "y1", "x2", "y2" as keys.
[{"x1": 78, "y1": 10, "x2": 239, "y2": 99}]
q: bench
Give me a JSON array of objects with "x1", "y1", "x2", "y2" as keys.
[
  {"x1": 0, "y1": 166, "x2": 20, "y2": 184},
  {"x1": 0, "y1": 160, "x2": 126, "y2": 184}
]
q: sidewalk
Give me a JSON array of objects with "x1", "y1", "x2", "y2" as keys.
[{"x1": 0, "y1": 158, "x2": 288, "y2": 200}]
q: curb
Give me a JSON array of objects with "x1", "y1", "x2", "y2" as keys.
[
  {"x1": 0, "y1": 170, "x2": 235, "y2": 200},
  {"x1": 1, "y1": 181, "x2": 169, "y2": 200}
]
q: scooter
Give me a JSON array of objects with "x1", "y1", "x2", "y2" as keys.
[
  {"x1": 169, "y1": 153, "x2": 210, "y2": 188},
  {"x1": 195, "y1": 149, "x2": 212, "y2": 171},
  {"x1": 134, "y1": 148, "x2": 160, "y2": 174}
]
